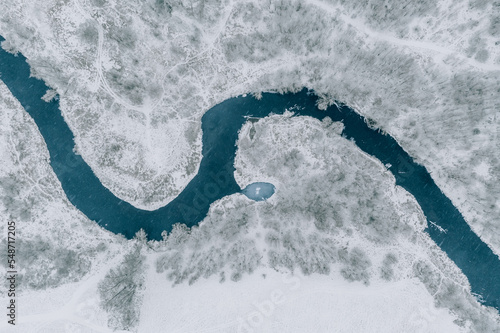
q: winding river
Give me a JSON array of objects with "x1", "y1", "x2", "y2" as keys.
[{"x1": 0, "y1": 36, "x2": 499, "y2": 310}]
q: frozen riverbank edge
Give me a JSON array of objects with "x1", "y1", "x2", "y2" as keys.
[
  {"x1": 1, "y1": 0, "x2": 500, "y2": 331},
  {"x1": 1, "y1": 0, "x2": 499, "y2": 255}
]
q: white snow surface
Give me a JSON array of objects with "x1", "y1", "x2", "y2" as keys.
[
  {"x1": 1, "y1": 0, "x2": 500, "y2": 332},
  {"x1": 139, "y1": 264, "x2": 463, "y2": 333}
]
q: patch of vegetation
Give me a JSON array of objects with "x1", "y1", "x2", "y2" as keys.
[
  {"x1": 1, "y1": 237, "x2": 91, "y2": 290},
  {"x1": 98, "y1": 245, "x2": 146, "y2": 331}
]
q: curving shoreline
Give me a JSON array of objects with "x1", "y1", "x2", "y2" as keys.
[{"x1": 0, "y1": 35, "x2": 499, "y2": 310}]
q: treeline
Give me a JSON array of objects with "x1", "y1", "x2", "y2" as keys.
[
  {"x1": 0, "y1": 237, "x2": 91, "y2": 291},
  {"x1": 98, "y1": 245, "x2": 146, "y2": 331}
]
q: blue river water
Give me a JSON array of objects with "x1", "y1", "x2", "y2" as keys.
[{"x1": 0, "y1": 36, "x2": 499, "y2": 310}]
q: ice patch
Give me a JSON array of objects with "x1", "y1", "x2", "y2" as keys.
[{"x1": 241, "y1": 182, "x2": 275, "y2": 201}]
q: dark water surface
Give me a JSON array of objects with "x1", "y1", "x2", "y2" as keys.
[{"x1": 1, "y1": 36, "x2": 499, "y2": 310}]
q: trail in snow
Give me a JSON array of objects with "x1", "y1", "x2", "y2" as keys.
[{"x1": 305, "y1": 0, "x2": 500, "y2": 72}]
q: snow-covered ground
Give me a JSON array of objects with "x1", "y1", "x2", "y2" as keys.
[
  {"x1": 0, "y1": 80, "x2": 129, "y2": 332},
  {"x1": 1, "y1": 0, "x2": 497, "y2": 254},
  {"x1": 140, "y1": 264, "x2": 463, "y2": 333},
  {"x1": 1, "y1": 0, "x2": 500, "y2": 332}
]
